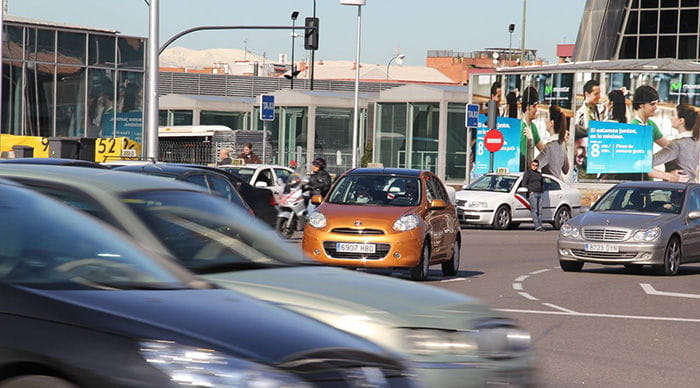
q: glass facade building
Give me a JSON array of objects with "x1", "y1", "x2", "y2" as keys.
[{"x1": 1, "y1": 16, "x2": 145, "y2": 141}]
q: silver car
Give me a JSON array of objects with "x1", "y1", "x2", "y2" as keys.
[{"x1": 557, "y1": 181, "x2": 700, "y2": 275}]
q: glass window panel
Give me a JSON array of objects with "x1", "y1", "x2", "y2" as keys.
[
  {"x1": 658, "y1": 36, "x2": 677, "y2": 58},
  {"x1": 446, "y1": 103, "x2": 467, "y2": 181},
  {"x1": 632, "y1": 0, "x2": 640, "y2": 8},
  {"x1": 659, "y1": 10, "x2": 679, "y2": 33},
  {"x1": 678, "y1": 35, "x2": 697, "y2": 59},
  {"x1": 4, "y1": 25, "x2": 24, "y2": 60},
  {"x1": 283, "y1": 107, "x2": 308, "y2": 172},
  {"x1": 2, "y1": 61, "x2": 24, "y2": 135},
  {"x1": 89, "y1": 34, "x2": 116, "y2": 66},
  {"x1": 409, "y1": 103, "x2": 439, "y2": 173},
  {"x1": 117, "y1": 37, "x2": 145, "y2": 69},
  {"x1": 158, "y1": 110, "x2": 168, "y2": 126},
  {"x1": 87, "y1": 68, "x2": 116, "y2": 138},
  {"x1": 625, "y1": 11, "x2": 639, "y2": 34},
  {"x1": 377, "y1": 103, "x2": 407, "y2": 168},
  {"x1": 640, "y1": 0, "x2": 658, "y2": 8},
  {"x1": 170, "y1": 110, "x2": 193, "y2": 126},
  {"x1": 679, "y1": 9, "x2": 699, "y2": 33},
  {"x1": 55, "y1": 66, "x2": 86, "y2": 137},
  {"x1": 680, "y1": 0, "x2": 697, "y2": 6},
  {"x1": 638, "y1": 36, "x2": 657, "y2": 58},
  {"x1": 27, "y1": 29, "x2": 55, "y2": 63},
  {"x1": 116, "y1": 71, "x2": 144, "y2": 142},
  {"x1": 200, "y1": 110, "x2": 248, "y2": 130},
  {"x1": 639, "y1": 10, "x2": 659, "y2": 33},
  {"x1": 660, "y1": 0, "x2": 678, "y2": 6},
  {"x1": 57, "y1": 31, "x2": 86, "y2": 65},
  {"x1": 24, "y1": 62, "x2": 55, "y2": 138},
  {"x1": 620, "y1": 36, "x2": 638, "y2": 59},
  {"x1": 314, "y1": 108, "x2": 353, "y2": 175}
]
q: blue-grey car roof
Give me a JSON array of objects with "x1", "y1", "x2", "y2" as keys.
[{"x1": 344, "y1": 168, "x2": 424, "y2": 177}]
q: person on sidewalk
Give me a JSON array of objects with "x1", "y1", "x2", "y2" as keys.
[{"x1": 521, "y1": 159, "x2": 546, "y2": 231}]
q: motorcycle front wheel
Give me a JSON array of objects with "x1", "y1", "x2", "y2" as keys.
[{"x1": 276, "y1": 216, "x2": 296, "y2": 239}]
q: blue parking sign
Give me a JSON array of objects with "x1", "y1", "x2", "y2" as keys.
[
  {"x1": 466, "y1": 104, "x2": 479, "y2": 128},
  {"x1": 260, "y1": 95, "x2": 275, "y2": 121}
]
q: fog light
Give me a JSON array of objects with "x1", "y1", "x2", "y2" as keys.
[
  {"x1": 640, "y1": 252, "x2": 652, "y2": 260},
  {"x1": 313, "y1": 249, "x2": 320, "y2": 255},
  {"x1": 393, "y1": 252, "x2": 401, "y2": 258},
  {"x1": 559, "y1": 248, "x2": 572, "y2": 256}
]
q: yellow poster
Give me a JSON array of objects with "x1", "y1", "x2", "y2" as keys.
[
  {"x1": 95, "y1": 137, "x2": 142, "y2": 162},
  {"x1": 0, "y1": 134, "x2": 50, "y2": 158}
]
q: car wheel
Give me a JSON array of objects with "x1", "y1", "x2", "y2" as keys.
[
  {"x1": 507, "y1": 222, "x2": 521, "y2": 229},
  {"x1": 411, "y1": 242, "x2": 430, "y2": 281},
  {"x1": 492, "y1": 206, "x2": 511, "y2": 230},
  {"x1": 658, "y1": 237, "x2": 681, "y2": 276},
  {"x1": 560, "y1": 260, "x2": 584, "y2": 272},
  {"x1": 553, "y1": 207, "x2": 571, "y2": 230},
  {"x1": 0, "y1": 376, "x2": 77, "y2": 388},
  {"x1": 275, "y1": 217, "x2": 295, "y2": 239},
  {"x1": 441, "y1": 238, "x2": 460, "y2": 276}
]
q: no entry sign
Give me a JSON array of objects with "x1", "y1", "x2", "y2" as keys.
[{"x1": 483, "y1": 129, "x2": 504, "y2": 153}]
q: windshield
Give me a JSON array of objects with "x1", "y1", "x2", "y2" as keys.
[
  {"x1": 122, "y1": 190, "x2": 311, "y2": 273},
  {"x1": 466, "y1": 175, "x2": 518, "y2": 193},
  {"x1": 592, "y1": 186, "x2": 685, "y2": 214},
  {"x1": 0, "y1": 185, "x2": 191, "y2": 290},
  {"x1": 328, "y1": 175, "x2": 421, "y2": 207},
  {"x1": 222, "y1": 167, "x2": 255, "y2": 182}
]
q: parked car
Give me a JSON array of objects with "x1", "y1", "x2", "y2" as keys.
[
  {"x1": 0, "y1": 166, "x2": 536, "y2": 388},
  {"x1": 302, "y1": 168, "x2": 462, "y2": 281},
  {"x1": 456, "y1": 173, "x2": 582, "y2": 230},
  {"x1": 220, "y1": 163, "x2": 295, "y2": 199},
  {"x1": 0, "y1": 177, "x2": 417, "y2": 387},
  {"x1": 0, "y1": 157, "x2": 108, "y2": 168},
  {"x1": 557, "y1": 181, "x2": 700, "y2": 275}
]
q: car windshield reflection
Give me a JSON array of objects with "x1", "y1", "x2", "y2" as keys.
[
  {"x1": 466, "y1": 175, "x2": 518, "y2": 193},
  {"x1": 327, "y1": 175, "x2": 421, "y2": 207},
  {"x1": 592, "y1": 187, "x2": 685, "y2": 214},
  {"x1": 122, "y1": 190, "x2": 313, "y2": 273}
]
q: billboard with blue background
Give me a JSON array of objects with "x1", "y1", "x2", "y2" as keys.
[
  {"x1": 586, "y1": 120, "x2": 652, "y2": 174},
  {"x1": 102, "y1": 112, "x2": 143, "y2": 143},
  {"x1": 474, "y1": 115, "x2": 521, "y2": 175}
]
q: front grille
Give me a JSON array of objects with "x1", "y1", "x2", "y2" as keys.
[
  {"x1": 323, "y1": 242, "x2": 391, "y2": 260},
  {"x1": 571, "y1": 250, "x2": 638, "y2": 259},
  {"x1": 331, "y1": 228, "x2": 385, "y2": 235},
  {"x1": 582, "y1": 227, "x2": 629, "y2": 241}
]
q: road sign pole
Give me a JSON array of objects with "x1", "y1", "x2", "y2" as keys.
[
  {"x1": 465, "y1": 103, "x2": 479, "y2": 185},
  {"x1": 489, "y1": 152, "x2": 494, "y2": 173},
  {"x1": 466, "y1": 127, "x2": 472, "y2": 185},
  {"x1": 262, "y1": 121, "x2": 268, "y2": 163}
]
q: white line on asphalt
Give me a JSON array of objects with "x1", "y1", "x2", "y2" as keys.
[
  {"x1": 496, "y1": 308, "x2": 700, "y2": 323},
  {"x1": 515, "y1": 275, "x2": 529, "y2": 282},
  {"x1": 640, "y1": 283, "x2": 700, "y2": 299},
  {"x1": 513, "y1": 283, "x2": 523, "y2": 290},
  {"x1": 518, "y1": 292, "x2": 539, "y2": 301},
  {"x1": 440, "y1": 277, "x2": 467, "y2": 283},
  {"x1": 542, "y1": 303, "x2": 579, "y2": 314},
  {"x1": 529, "y1": 268, "x2": 551, "y2": 275}
]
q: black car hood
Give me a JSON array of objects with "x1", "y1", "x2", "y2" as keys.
[
  {"x1": 0, "y1": 286, "x2": 388, "y2": 365},
  {"x1": 576, "y1": 210, "x2": 678, "y2": 229}
]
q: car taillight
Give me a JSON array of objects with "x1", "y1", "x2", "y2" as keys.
[{"x1": 268, "y1": 195, "x2": 277, "y2": 206}]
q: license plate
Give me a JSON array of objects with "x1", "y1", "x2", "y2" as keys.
[
  {"x1": 336, "y1": 243, "x2": 376, "y2": 253},
  {"x1": 584, "y1": 243, "x2": 619, "y2": 253}
]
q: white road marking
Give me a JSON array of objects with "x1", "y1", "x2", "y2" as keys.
[
  {"x1": 529, "y1": 268, "x2": 551, "y2": 275},
  {"x1": 542, "y1": 303, "x2": 579, "y2": 314},
  {"x1": 518, "y1": 292, "x2": 539, "y2": 301},
  {"x1": 515, "y1": 275, "x2": 529, "y2": 282},
  {"x1": 513, "y1": 283, "x2": 523, "y2": 290},
  {"x1": 496, "y1": 308, "x2": 700, "y2": 323},
  {"x1": 640, "y1": 283, "x2": 700, "y2": 299},
  {"x1": 440, "y1": 277, "x2": 468, "y2": 283}
]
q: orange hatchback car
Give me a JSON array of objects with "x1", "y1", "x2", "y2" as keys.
[{"x1": 302, "y1": 168, "x2": 461, "y2": 280}]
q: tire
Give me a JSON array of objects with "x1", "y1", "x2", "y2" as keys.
[
  {"x1": 411, "y1": 242, "x2": 431, "y2": 281},
  {"x1": 441, "y1": 238, "x2": 461, "y2": 276},
  {"x1": 657, "y1": 237, "x2": 681, "y2": 276},
  {"x1": 560, "y1": 260, "x2": 584, "y2": 272},
  {"x1": 275, "y1": 217, "x2": 295, "y2": 239},
  {"x1": 553, "y1": 207, "x2": 571, "y2": 230},
  {"x1": 492, "y1": 206, "x2": 511, "y2": 230},
  {"x1": 507, "y1": 222, "x2": 521, "y2": 229},
  {"x1": 0, "y1": 376, "x2": 77, "y2": 388}
]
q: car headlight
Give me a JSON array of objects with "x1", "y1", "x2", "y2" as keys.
[
  {"x1": 466, "y1": 200, "x2": 488, "y2": 209},
  {"x1": 139, "y1": 340, "x2": 311, "y2": 388},
  {"x1": 560, "y1": 223, "x2": 580, "y2": 238},
  {"x1": 392, "y1": 214, "x2": 419, "y2": 232},
  {"x1": 400, "y1": 329, "x2": 478, "y2": 356},
  {"x1": 474, "y1": 324, "x2": 531, "y2": 360},
  {"x1": 632, "y1": 227, "x2": 661, "y2": 242},
  {"x1": 308, "y1": 211, "x2": 326, "y2": 229}
]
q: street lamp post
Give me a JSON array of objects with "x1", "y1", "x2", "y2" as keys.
[
  {"x1": 288, "y1": 11, "x2": 299, "y2": 90},
  {"x1": 508, "y1": 24, "x2": 515, "y2": 66},
  {"x1": 146, "y1": 0, "x2": 160, "y2": 159},
  {"x1": 386, "y1": 53, "x2": 405, "y2": 80},
  {"x1": 341, "y1": 0, "x2": 366, "y2": 169},
  {"x1": 310, "y1": 0, "x2": 316, "y2": 90}
]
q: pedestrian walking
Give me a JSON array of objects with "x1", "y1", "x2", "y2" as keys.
[{"x1": 521, "y1": 159, "x2": 545, "y2": 231}]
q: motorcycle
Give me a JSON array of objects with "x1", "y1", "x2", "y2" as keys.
[{"x1": 275, "y1": 176, "x2": 309, "y2": 239}]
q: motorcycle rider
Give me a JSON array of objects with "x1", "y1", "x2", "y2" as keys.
[{"x1": 308, "y1": 158, "x2": 332, "y2": 197}]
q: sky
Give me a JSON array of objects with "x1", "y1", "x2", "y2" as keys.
[{"x1": 9, "y1": 0, "x2": 586, "y2": 66}]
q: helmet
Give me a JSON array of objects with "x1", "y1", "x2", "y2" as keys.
[{"x1": 311, "y1": 157, "x2": 326, "y2": 169}]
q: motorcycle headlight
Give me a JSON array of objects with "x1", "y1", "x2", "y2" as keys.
[
  {"x1": 560, "y1": 224, "x2": 580, "y2": 238},
  {"x1": 139, "y1": 341, "x2": 311, "y2": 388},
  {"x1": 392, "y1": 214, "x2": 419, "y2": 232},
  {"x1": 466, "y1": 200, "x2": 488, "y2": 209},
  {"x1": 400, "y1": 329, "x2": 478, "y2": 356},
  {"x1": 632, "y1": 227, "x2": 661, "y2": 242},
  {"x1": 308, "y1": 211, "x2": 327, "y2": 229}
]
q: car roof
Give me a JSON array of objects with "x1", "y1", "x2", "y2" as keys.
[
  {"x1": 615, "y1": 181, "x2": 696, "y2": 189},
  {"x1": 115, "y1": 163, "x2": 223, "y2": 177},
  {"x1": 0, "y1": 164, "x2": 206, "y2": 194},
  {"x1": 343, "y1": 168, "x2": 424, "y2": 177},
  {"x1": 0, "y1": 157, "x2": 108, "y2": 168}
]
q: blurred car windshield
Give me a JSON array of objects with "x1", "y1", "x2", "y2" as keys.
[
  {"x1": 466, "y1": 175, "x2": 518, "y2": 193},
  {"x1": 327, "y1": 175, "x2": 421, "y2": 207},
  {"x1": 222, "y1": 167, "x2": 255, "y2": 182},
  {"x1": 592, "y1": 187, "x2": 685, "y2": 214},
  {"x1": 0, "y1": 186, "x2": 190, "y2": 290},
  {"x1": 122, "y1": 190, "x2": 312, "y2": 273}
]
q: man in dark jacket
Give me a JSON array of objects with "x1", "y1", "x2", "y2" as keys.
[
  {"x1": 308, "y1": 157, "x2": 332, "y2": 197},
  {"x1": 521, "y1": 159, "x2": 545, "y2": 231}
]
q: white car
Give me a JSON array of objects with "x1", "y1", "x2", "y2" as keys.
[
  {"x1": 456, "y1": 173, "x2": 582, "y2": 230},
  {"x1": 219, "y1": 164, "x2": 294, "y2": 199}
]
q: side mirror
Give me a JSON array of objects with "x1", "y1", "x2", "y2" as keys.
[
  {"x1": 255, "y1": 181, "x2": 268, "y2": 188},
  {"x1": 516, "y1": 187, "x2": 528, "y2": 194},
  {"x1": 429, "y1": 199, "x2": 447, "y2": 210},
  {"x1": 311, "y1": 195, "x2": 323, "y2": 205},
  {"x1": 688, "y1": 210, "x2": 700, "y2": 220}
]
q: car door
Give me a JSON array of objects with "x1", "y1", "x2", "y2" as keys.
[
  {"x1": 542, "y1": 177, "x2": 563, "y2": 221},
  {"x1": 424, "y1": 174, "x2": 450, "y2": 259},
  {"x1": 206, "y1": 174, "x2": 250, "y2": 211},
  {"x1": 511, "y1": 176, "x2": 532, "y2": 220},
  {"x1": 683, "y1": 188, "x2": 700, "y2": 260}
]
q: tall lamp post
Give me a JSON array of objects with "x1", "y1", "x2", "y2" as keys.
[
  {"x1": 310, "y1": 0, "x2": 316, "y2": 90},
  {"x1": 286, "y1": 11, "x2": 300, "y2": 89},
  {"x1": 341, "y1": 0, "x2": 366, "y2": 168},
  {"x1": 386, "y1": 53, "x2": 405, "y2": 80},
  {"x1": 508, "y1": 24, "x2": 515, "y2": 66}
]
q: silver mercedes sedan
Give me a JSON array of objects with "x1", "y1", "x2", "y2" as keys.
[{"x1": 557, "y1": 181, "x2": 700, "y2": 275}]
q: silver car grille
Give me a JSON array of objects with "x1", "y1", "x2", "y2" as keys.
[{"x1": 582, "y1": 227, "x2": 629, "y2": 242}]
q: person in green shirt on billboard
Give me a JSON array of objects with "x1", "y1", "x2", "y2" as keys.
[
  {"x1": 631, "y1": 85, "x2": 670, "y2": 148},
  {"x1": 520, "y1": 86, "x2": 541, "y2": 170}
]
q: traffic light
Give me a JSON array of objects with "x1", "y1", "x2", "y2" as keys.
[{"x1": 304, "y1": 17, "x2": 319, "y2": 50}]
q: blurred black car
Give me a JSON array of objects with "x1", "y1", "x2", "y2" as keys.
[
  {"x1": 0, "y1": 179, "x2": 417, "y2": 387},
  {"x1": 0, "y1": 157, "x2": 107, "y2": 168}
]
